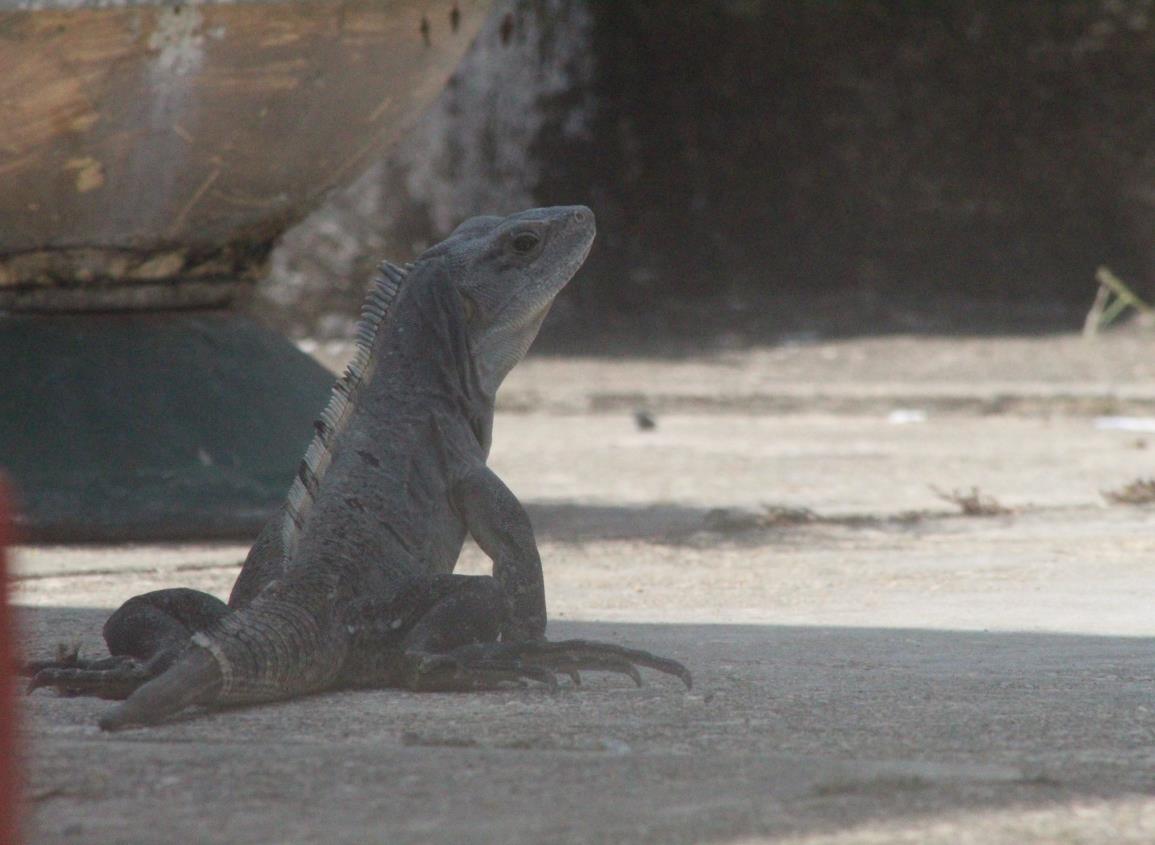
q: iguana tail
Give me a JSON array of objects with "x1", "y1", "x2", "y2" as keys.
[{"x1": 98, "y1": 595, "x2": 345, "y2": 730}]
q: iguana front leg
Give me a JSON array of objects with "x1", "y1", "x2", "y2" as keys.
[
  {"x1": 450, "y1": 464, "x2": 692, "y2": 689},
  {"x1": 339, "y1": 575, "x2": 691, "y2": 691},
  {"x1": 452, "y1": 463, "x2": 547, "y2": 641}
]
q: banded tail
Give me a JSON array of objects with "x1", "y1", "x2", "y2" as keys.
[{"x1": 99, "y1": 591, "x2": 345, "y2": 730}]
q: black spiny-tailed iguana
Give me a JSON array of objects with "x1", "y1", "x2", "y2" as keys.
[{"x1": 26, "y1": 206, "x2": 690, "y2": 730}]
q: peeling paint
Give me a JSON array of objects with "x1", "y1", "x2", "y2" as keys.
[
  {"x1": 68, "y1": 113, "x2": 100, "y2": 132},
  {"x1": 1, "y1": 0, "x2": 494, "y2": 279},
  {"x1": 130, "y1": 250, "x2": 185, "y2": 279},
  {"x1": 64, "y1": 156, "x2": 105, "y2": 192},
  {"x1": 147, "y1": 4, "x2": 205, "y2": 76}
]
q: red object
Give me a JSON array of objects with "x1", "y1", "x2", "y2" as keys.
[{"x1": 0, "y1": 479, "x2": 18, "y2": 844}]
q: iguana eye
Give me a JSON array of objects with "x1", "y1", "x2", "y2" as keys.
[
  {"x1": 511, "y1": 232, "x2": 540, "y2": 254},
  {"x1": 459, "y1": 293, "x2": 476, "y2": 321}
]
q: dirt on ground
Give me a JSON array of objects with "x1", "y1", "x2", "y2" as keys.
[{"x1": 14, "y1": 328, "x2": 1155, "y2": 844}]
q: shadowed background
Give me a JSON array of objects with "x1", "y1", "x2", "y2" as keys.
[{"x1": 263, "y1": 0, "x2": 1155, "y2": 342}]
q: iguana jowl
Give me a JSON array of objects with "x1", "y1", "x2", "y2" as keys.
[{"x1": 27, "y1": 206, "x2": 690, "y2": 729}]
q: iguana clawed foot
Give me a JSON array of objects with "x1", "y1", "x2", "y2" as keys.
[
  {"x1": 408, "y1": 639, "x2": 692, "y2": 692},
  {"x1": 24, "y1": 653, "x2": 151, "y2": 700},
  {"x1": 407, "y1": 652, "x2": 561, "y2": 692},
  {"x1": 21, "y1": 640, "x2": 81, "y2": 678}
]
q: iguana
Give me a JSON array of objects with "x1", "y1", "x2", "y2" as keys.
[{"x1": 25, "y1": 206, "x2": 690, "y2": 730}]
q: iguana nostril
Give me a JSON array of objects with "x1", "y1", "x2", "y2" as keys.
[{"x1": 571, "y1": 208, "x2": 589, "y2": 225}]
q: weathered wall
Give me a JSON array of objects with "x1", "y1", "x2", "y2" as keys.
[
  {"x1": 260, "y1": 0, "x2": 1155, "y2": 338},
  {"x1": 259, "y1": 0, "x2": 592, "y2": 338},
  {"x1": 0, "y1": 0, "x2": 492, "y2": 310}
]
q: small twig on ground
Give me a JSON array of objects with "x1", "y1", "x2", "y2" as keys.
[
  {"x1": 1103, "y1": 478, "x2": 1155, "y2": 505},
  {"x1": 930, "y1": 485, "x2": 1013, "y2": 516},
  {"x1": 760, "y1": 504, "x2": 819, "y2": 526}
]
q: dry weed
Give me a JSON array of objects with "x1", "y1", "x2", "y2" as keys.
[
  {"x1": 1103, "y1": 478, "x2": 1155, "y2": 505},
  {"x1": 931, "y1": 485, "x2": 1013, "y2": 516}
]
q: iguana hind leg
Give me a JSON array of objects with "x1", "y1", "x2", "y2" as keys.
[{"x1": 25, "y1": 587, "x2": 230, "y2": 700}]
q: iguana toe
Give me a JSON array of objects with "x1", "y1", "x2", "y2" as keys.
[
  {"x1": 27, "y1": 658, "x2": 150, "y2": 700},
  {"x1": 405, "y1": 649, "x2": 561, "y2": 692},
  {"x1": 509, "y1": 639, "x2": 692, "y2": 690}
]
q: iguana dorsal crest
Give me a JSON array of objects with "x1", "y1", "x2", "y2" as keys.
[{"x1": 282, "y1": 260, "x2": 407, "y2": 558}]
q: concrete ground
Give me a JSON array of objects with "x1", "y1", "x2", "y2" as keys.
[{"x1": 14, "y1": 330, "x2": 1155, "y2": 844}]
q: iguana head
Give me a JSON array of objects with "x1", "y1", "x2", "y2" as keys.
[{"x1": 425, "y1": 205, "x2": 596, "y2": 396}]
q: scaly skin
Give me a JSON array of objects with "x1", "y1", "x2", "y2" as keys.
[{"x1": 26, "y1": 207, "x2": 691, "y2": 730}]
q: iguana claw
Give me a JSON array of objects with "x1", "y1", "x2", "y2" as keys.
[
  {"x1": 20, "y1": 641, "x2": 82, "y2": 677},
  {"x1": 448, "y1": 639, "x2": 692, "y2": 690},
  {"x1": 27, "y1": 657, "x2": 150, "y2": 700},
  {"x1": 408, "y1": 652, "x2": 560, "y2": 692}
]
